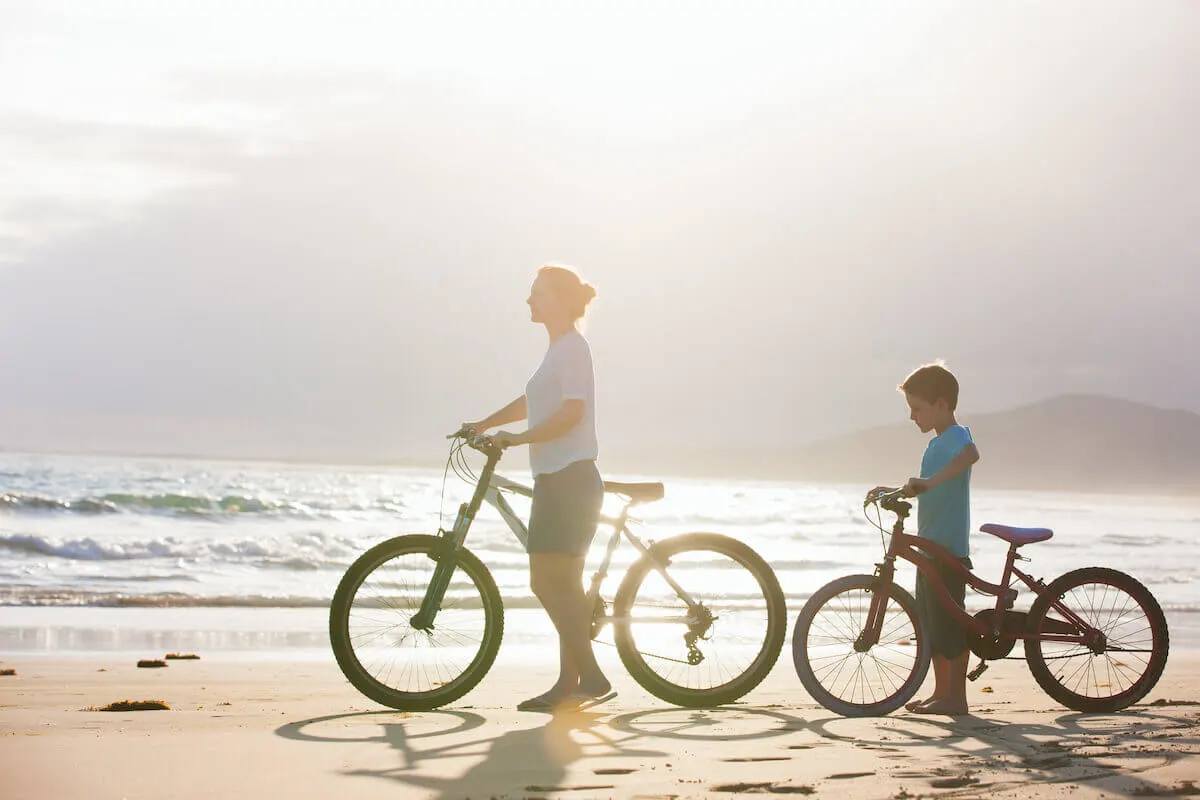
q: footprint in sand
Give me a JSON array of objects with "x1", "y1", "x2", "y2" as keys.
[
  {"x1": 525, "y1": 785, "x2": 615, "y2": 792},
  {"x1": 712, "y1": 782, "x2": 815, "y2": 794},
  {"x1": 826, "y1": 772, "x2": 875, "y2": 780},
  {"x1": 723, "y1": 756, "x2": 791, "y2": 763},
  {"x1": 929, "y1": 776, "x2": 981, "y2": 788},
  {"x1": 593, "y1": 768, "x2": 638, "y2": 775}
]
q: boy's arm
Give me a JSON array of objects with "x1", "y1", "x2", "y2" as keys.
[{"x1": 904, "y1": 443, "x2": 980, "y2": 496}]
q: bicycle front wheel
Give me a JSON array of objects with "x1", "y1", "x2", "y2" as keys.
[
  {"x1": 329, "y1": 534, "x2": 504, "y2": 710},
  {"x1": 612, "y1": 533, "x2": 786, "y2": 708},
  {"x1": 1024, "y1": 567, "x2": 1168, "y2": 712},
  {"x1": 792, "y1": 575, "x2": 929, "y2": 717}
]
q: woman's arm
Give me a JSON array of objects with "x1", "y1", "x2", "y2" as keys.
[
  {"x1": 493, "y1": 399, "x2": 583, "y2": 448},
  {"x1": 464, "y1": 395, "x2": 526, "y2": 433}
]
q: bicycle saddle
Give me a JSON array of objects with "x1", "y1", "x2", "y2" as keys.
[
  {"x1": 603, "y1": 481, "x2": 665, "y2": 504},
  {"x1": 980, "y1": 523, "x2": 1053, "y2": 545}
]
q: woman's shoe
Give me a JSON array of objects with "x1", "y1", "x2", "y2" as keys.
[{"x1": 560, "y1": 690, "x2": 617, "y2": 711}]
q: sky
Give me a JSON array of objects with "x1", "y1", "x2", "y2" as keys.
[{"x1": 1, "y1": 1, "x2": 1198, "y2": 463}]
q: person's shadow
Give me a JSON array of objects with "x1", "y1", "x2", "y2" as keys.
[{"x1": 280, "y1": 709, "x2": 667, "y2": 799}]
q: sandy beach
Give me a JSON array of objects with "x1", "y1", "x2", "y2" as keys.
[{"x1": 2, "y1": 644, "x2": 1197, "y2": 800}]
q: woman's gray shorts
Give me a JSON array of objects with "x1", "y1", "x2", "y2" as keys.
[{"x1": 527, "y1": 460, "x2": 603, "y2": 557}]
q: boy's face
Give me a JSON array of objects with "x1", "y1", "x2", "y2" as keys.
[{"x1": 905, "y1": 392, "x2": 949, "y2": 434}]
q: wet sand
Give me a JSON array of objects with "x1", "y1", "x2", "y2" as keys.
[{"x1": 1, "y1": 648, "x2": 1197, "y2": 799}]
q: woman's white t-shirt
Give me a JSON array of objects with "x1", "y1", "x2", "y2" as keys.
[{"x1": 525, "y1": 330, "x2": 598, "y2": 476}]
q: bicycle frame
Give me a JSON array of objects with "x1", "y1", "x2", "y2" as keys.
[
  {"x1": 859, "y1": 499, "x2": 1101, "y2": 653},
  {"x1": 411, "y1": 443, "x2": 703, "y2": 633}
]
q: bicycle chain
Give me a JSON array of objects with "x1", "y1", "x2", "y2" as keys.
[{"x1": 590, "y1": 602, "x2": 713, "y2": 665}]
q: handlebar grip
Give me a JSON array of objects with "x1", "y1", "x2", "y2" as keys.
[{"x1": 864, "y1": 486, "x2": 908, "y2": 508}]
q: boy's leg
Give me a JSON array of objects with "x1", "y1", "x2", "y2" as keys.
[
  {"x1": 919, "y1": 653, "x2": 968, "y2": 714},
  {"x1": 907, "y1": 569, "x2": 940, "y2": 711},
  {"x1": 913, "y1": 559, "x2": 970, "y2": 715},
  {"x1": 946, "y1": 651, "x2": 969, "y2": 706}
]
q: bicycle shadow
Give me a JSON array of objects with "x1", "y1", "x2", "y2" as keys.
[
  {"x1": 806, "y1": 704, "x2": 1200, "y2": 797},
  {"x1": 606, "y1": 705, "x2": 809, "y2": 742},
  {"x1": 274, "y1": 705, "x2": 807, "y2": 798}
]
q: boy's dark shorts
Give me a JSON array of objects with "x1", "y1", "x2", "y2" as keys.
[
  {"x1": 916, "y1": 557, "x2": 973, "y2": 659},
  {"x1": 527, "y1": 459, "x2": 603, "y2": 557}
]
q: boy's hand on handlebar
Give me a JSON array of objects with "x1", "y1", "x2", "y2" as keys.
[
  {"x1": 865, "y1": 486, "x2": 896, "y2": 505},
  {"x1": 902, "y1": 477, "x2": 930, "y2": 497}
]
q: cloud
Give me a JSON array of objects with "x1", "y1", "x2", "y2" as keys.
[{"x1": 0, "y1": 4, "x2": 1197, "y2": 460}]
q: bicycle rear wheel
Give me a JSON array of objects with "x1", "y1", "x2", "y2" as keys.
[
  {"x1": 612, "y1": 533, "x2": 786, "y2": 708},
  {"x1": 1024, "y1": 567, "x2": 1168, "y2": 712},
  {"x1": 329, "y1": 534, "x2": 503, "y2": 710},
  {"x1": 792, "y1": 574, "x2": 929, "y2": 717}
]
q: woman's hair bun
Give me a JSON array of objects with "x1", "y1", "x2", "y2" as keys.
[{"x1": 539, "y1": 264, "x2": 596, "y2": 321}]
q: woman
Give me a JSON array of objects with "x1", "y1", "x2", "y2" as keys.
[{"x1": 461, "y1": 264, "x2": 613, "y2": 712}]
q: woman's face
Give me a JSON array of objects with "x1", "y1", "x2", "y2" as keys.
[{"x1": 527, "y1": 274, "x2": 565, "y2": 325}]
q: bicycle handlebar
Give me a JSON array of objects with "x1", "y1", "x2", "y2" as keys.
[
  {"x1": 864, "y1": 486, "x2": 912, "y2": 517},
  {"x1": 864, "y1": 487, "x2": 902, "y2": 505},
  {"x1": 447, "y1": 428, "x2": 504, "y2": 458}
]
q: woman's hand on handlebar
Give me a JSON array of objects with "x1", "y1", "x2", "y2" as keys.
[
  {"x1": 490, "y1": 430, "x2": 525, "y2": 450},
  {"x1": 455, "y1": 421, "x2": 489, "y2": 438}
]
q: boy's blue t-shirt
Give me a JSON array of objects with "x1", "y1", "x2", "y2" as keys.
[{"x1": 917, "y1": 425, "x2": 973, "y2": 558}]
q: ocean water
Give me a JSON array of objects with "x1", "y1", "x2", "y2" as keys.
[{"x1": 1, "y1": 452, "x2": 1197, "y2": 653}]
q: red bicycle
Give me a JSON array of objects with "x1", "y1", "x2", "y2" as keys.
[{"x1": 791, "y1": 488, "x2": 1169, "y2": 717}]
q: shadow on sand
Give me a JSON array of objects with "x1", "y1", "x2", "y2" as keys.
[
  {"x1": 276, "y1": 702, "x2": 1198, "y2": 798},
  {"x1": 807, "y1": 704, "x2": 1200, "y2": 797},
  {"x1": 275, "y1": 705, "x2": 806, "y2": 799}
]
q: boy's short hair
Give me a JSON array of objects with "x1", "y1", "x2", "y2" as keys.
[{"x1": 900, "y1": 363, "x2": 959, "y2": 410}]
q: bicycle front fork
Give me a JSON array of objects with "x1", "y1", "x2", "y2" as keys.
[
  {"x1": 855, "y1": 560, "x2": 896, "y2": 652},
  {"x1": 410, "y1": 506, "x2": 468, "y2": 631}
]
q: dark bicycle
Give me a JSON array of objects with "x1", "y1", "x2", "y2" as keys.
[
  {"x1": 330, "y1": 432, "x2": 787, "y2": 711},
  {"x1": 791, "y1": 487, "x2": 1169, "y2": 717}
]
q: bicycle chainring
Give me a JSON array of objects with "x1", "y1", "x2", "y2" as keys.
[{"x1": 968, "y1": 609, "x2": 1022, "y2": 660}]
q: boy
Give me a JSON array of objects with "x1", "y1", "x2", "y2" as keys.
[{"x1": 896, "y1": 363, "x2": 980, "y2": 716}]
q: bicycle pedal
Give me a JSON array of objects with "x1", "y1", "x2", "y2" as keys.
[{"x1": 967, "y1": 661, "x2": 989, "y2": 682}]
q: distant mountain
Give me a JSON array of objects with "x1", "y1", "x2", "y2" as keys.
[{"x1": 612, "y1": 395, "x2": 1200, "y2": 494}]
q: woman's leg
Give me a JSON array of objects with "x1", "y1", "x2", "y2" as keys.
[{"x1": 530, "y1": 552, "x2": 610, "y2": 697}]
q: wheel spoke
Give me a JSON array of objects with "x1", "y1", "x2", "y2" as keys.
[
  {"x1": 618, "y1": 539, "x2": 783, "y2": 703},
  {"x1": 794, "y1": 579, "x2": 924, "y2": 716},
  {"x1": 1028, "y1": 570, "x2": 1167, "y2": 711},
  {"x1": 333, "y1": 540, "x2": 499, "y2": 707}
]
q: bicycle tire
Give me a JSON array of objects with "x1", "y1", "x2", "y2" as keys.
[
  {"x1": 612, "y1": 532, "x2": 786, "y2": 708},
  {"x1": 330, "y1": 534, "x2": 504, "y2": 710},
  {"x1": 792, "y1": 574, "x2": 930, "y2": 717},
  {"x1": 1024, "y1": 567, "x2": 1168, "y2": 713}
]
